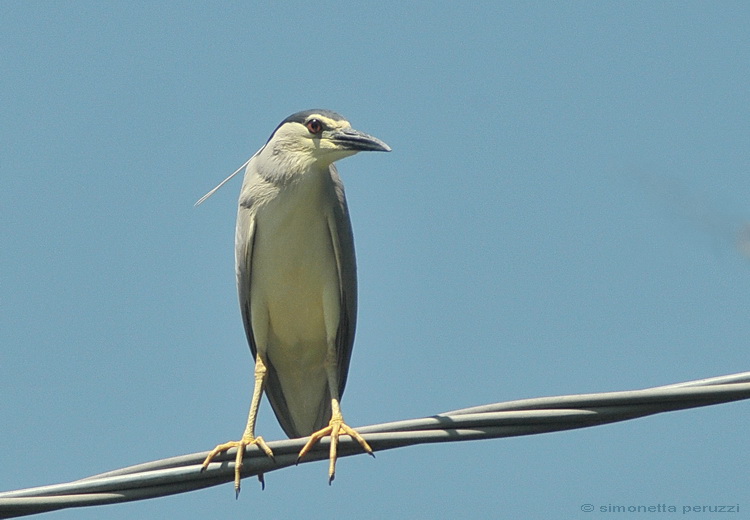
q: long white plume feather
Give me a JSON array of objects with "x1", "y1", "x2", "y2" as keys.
[{"x1": 194, "y1": 156, "x2": 253, "y2": 206}]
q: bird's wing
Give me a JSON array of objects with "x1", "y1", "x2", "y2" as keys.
[
  {"x1": 237, "y1": 192, "x2": 304, "y2": 437},
  {"x1": 235, "y1": 198, "x2": 258, "y2": 359},
  {"x1": 327, "y1": 164, "x2": 358, "y2": 398}
]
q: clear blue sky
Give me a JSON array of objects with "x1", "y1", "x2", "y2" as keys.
[{"x1": 2, "y1": 2, "x2": 749, "y2": 518}]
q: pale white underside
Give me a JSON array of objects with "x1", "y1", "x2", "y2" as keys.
[{"x1": 236, "y1": 140, "x2": 354, "y2": 436}]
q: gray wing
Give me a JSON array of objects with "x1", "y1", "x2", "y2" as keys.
[
  {"x1": 236, "y1": 197, "x2": 258, "y2": 360},
  {"x1": 237, "y1": 186, "x2": 314, "y2": 438},
  {"x1": 327, "y1": 164, "x2": 358, "y2": 399},
  {"x1": 237, "y1": 194, "x2": 305, "y2": 436}
]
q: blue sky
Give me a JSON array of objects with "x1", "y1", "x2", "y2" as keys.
[{"x1": 2, "y1": 2, "x2": 749, "y2": 518}]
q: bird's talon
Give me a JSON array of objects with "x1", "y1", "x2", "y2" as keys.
[
  {"x1": 297, "y1": 418, "x2": 372, "y2": 482},
  {"x1": 202, "y1": 437, "x2": 274, "y2": 497}
]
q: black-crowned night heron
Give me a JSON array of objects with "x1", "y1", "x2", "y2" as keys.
[{"x1": 197, "y1": 109, "x2": 390, "y2": 494}]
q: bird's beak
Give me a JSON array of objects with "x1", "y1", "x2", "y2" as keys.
[{"x1": 329, "y1": 128, "x2": 392, "y2": 153}]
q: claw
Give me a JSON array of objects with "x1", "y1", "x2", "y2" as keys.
[
  {"x1": 201, "y1": 436, "x2": 274, "y2": 496},
  {"x1": 297, "y1": 417, "x2": 373, "y2": 483}
]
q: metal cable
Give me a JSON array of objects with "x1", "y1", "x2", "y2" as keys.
[{"x1": 1, "y1": 371, "x2": 749, "y2": 518}]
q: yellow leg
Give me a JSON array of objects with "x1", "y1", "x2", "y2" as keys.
[
  {"x1": 202, "y1": 356, "x2": 274, "y2": 496},
  {"x1": 297, "y1": 398, "x2": 373, "y2": 483},
  {"x1": 297, "y1": 352, "x2": 373, "y2": 483}
]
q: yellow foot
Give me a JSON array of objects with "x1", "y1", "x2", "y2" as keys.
[
  {"x1": 201, "y1": 436, "x2": 274, "y2": 497},
  {"x1": 297, "y1": 417, "x2": 373, "y2": 484}
]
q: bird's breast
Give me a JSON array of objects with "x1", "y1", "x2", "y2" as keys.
[{"x1": 249, "y1": 178, "x2": 340, "y2": 352}]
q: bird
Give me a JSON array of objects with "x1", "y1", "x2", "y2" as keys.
[{"x1": 197, "y1": 109, "x2": 391, "y2": 495}]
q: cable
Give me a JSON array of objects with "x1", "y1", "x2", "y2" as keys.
[{"x1": 1, "y1": 371, "x2": 749, "y2": 518}]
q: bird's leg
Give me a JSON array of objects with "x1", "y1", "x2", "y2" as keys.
[
  {"x1": 297, "y1": 349, "x2": 373, "y2": 484},
  {"x1": 202, "y1": 356, "x2": 274, "y2": 496}
]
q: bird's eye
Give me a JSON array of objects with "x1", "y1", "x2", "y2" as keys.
[{"x1": 306, "y1": 119, "x2": 323, "y2": 135}]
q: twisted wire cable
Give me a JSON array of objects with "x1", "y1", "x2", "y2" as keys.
[{"x1": 2, "y1": 371, "x2": 749, "y2": 518}]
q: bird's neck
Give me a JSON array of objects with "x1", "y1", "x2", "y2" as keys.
[{"x1": 257, "y1": 150, "x2": 332, "y2": 189}]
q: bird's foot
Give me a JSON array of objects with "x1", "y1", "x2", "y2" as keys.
[
  {"x1": 201, "y1": 436, "x2": 274, "y2": 497},
  {"x1": 297, "y1": 416, "x2": 373, "y2": 484}
]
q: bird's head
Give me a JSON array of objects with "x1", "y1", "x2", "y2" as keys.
[
  {"x1": 195, "y1": 110, "x2": 390, "y2": 205},
  {"x1": 263, "y1": 109, "x2": 391, "y2": 171}
]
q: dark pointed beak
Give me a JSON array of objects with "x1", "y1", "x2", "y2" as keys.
[{"x1": 329, "y1": 128, "x2": 391, "y2": 152}]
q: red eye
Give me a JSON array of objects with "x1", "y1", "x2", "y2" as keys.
[{"x1": 306, "y1": 119, "x2": 323, "y2": 135}]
